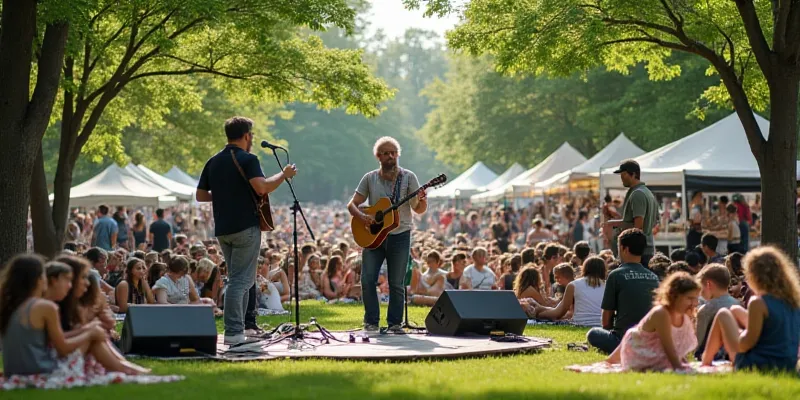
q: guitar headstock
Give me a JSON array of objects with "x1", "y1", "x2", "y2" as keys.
[{"x1": 423, "y1": 174, "x2": 447, "y2": 190}]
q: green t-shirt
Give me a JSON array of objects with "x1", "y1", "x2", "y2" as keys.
[
  {"x1": 601, "y1": 262, "x2": 660, "y2": 336},
  {"x1": 621, "y1": 183, "x2": 659, "y2": 256}
]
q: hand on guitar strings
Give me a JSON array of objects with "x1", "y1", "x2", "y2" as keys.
[
  {"x1": 282, "y1": 164, "x2": 298, "y2": 179},
  {"x1": 417, "y1": 188, "x2": 427, "y2": 202},
  {"x1": 360, "y1": 212, "x2": 376, "y2": 226}
]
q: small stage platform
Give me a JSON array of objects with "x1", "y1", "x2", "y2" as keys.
[
  {"x1": 132, "y1": 331, "x2": 552, "y2": 362},
  {"x1": 220, "y1": 331, "x2": 551, "y2": 361}
]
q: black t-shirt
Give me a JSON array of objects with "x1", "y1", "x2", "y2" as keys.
[
  {"x1": 198, "y1": 145, "x2": 266, "y2": 236},
  {"x1": 150, "y1": 219, "x2": 171, "y2": 252},
  {"x1": 601, "y1": 262, "x2": 660, "y2": 336}
]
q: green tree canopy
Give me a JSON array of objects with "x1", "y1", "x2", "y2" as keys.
[
  {"x1": 420, "y1": 53, "x2": 728, "y2": 171},
  {"x1": 27, "y1": 0, "x2": 394, "y2": 257},
  {"x1": 407, "y1": 0, "x2": 800, "y2": 258}
]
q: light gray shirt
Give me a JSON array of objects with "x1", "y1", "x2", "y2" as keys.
[
  {"x1": 356, "y1": 168, "x2": 420, "y2": 235},
  {"x1": 697, "y1": 294, "x2": 740, "y2": 345},
  {"x1": 697, "y1": 294, "x2": 741, "y2": 343}
]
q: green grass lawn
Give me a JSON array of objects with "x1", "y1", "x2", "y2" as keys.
[{"x1": 4, "y1": 302, "x2": 800, "y2": 399}]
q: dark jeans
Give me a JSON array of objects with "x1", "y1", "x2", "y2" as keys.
[
  {"x1": 739, "y1": 221, "x2": 750, "y2": 253},
  {"x1": 361, "y1": 230, "x2": 411, "y2": 326},
  {"x1": 587, "y1": 328, "x2": 621, "y2": 354},
  {"x1": 245, "y1": 284, "x2": 258, "y2": 329}
]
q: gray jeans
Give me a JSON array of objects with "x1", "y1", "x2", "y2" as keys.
[{"x1": 218, "y1": 226, "x2": 261, "y2": 336}]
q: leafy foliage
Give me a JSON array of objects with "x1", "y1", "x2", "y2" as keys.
[
  {"x1": 420, "y1": 53, "x2": 728, "y2": 171},
  {"x1": 267, "y1": 26, "x2": 453, "y2": 203}
]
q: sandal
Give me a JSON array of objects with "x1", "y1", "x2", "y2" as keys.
[{"x1": 567, "y1": 342, "x2": 589, "y2": 352}]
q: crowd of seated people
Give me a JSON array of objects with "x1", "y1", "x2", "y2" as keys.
[{"x1": 5, "y1": 199, "x2": 799, "y2": 378}]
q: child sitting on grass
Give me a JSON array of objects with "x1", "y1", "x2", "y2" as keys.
[
  {"x1": 701, "y1": 246, "x2": 800, "y2": 372},
  {"x1": 694, "y1": 263, "x2": 740, "y2": 360},
  {"x1": 607, "y1": 272, "x2": 700, "y2": 371}
]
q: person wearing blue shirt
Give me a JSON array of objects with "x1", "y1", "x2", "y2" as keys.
[{"x1": 92, "y1": 205, "x2": 118, "y2": 251}]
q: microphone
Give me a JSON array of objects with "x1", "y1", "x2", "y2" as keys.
[{"x1": 260, "y1": 140, "x2": 284, "y2": 150}]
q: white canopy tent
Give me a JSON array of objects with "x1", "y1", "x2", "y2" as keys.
[
  {"x1": 125, "y1": 164, "x2": 196, "y2": 201},
  {"x1": 599, "y1": 113, "x2": 796, "y2": 192},
  {"x1": 428, "y1": 161, "x2": 498, "y2": 199},
  {"x1": 534, "y1": 133, "x2": 645, "y2": 193},
  {"x1": 164, "y1": 165, "x2": 198, "y2": 187},
  {"x1": 476, "y1": 163, "x2": 526, "y2": 192},
  {"x1": 471, "y1": 142, "x2": 587, "y2": 203},
  {"x1": 49, "y1": 164, "x2": 176, "y2": 207}
]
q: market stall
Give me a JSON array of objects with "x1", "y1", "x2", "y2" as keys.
[{"x1": 471, "y1": 142, "x2": 587, "y2": 206}]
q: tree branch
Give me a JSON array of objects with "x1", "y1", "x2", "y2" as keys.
[
  {"x1": 733, "y1": 0, "x2": 774, "y2": 82},
  {"x1": 89, "y1": 2, "x2": 115, "y2": 26},
  {"x1": 602, "y1": 17, "x2": 678, "y2": 36},
  {"x1": 658, "y1": 0, "x2": 684, "y2": 28},
  {"x1": 714, "y1": 23, "x2": 736, "y2": 69},
  {"x1": 27, "y1": 22, "x2": 70, "y2": 134},
  {"x1": 786, "y1": 4, "x2": 800, "y2": 63},
  {"x1": 600, "y1": 37, "x2": 697, "y2": 54},
  {"x1": 122, "y1": 17, "x2": 206, "y2": 81},
  {"x1": 131, "y1": 8, "x2": 177, "y2": 54},
  {"x1": 773, "y1": 0, "x2": 792, "y2": 53},
  {"x1": 87, "y1": 22, "x2": 129, "y2": 73}
]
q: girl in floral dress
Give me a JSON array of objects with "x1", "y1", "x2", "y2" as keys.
[{"x1": 607, "y1": 272, "x2": 700, "y2": 371}]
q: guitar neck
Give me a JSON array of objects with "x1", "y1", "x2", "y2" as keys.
[{"x1": 387, "y1": 186, "x2": 425, "y2": 213}]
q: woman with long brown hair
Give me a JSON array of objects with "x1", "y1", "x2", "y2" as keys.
[
  {"x1": 115, "y1": 258, "x2": 155, "y2": 313},
  {"x1": 321, "y1": 256, "x2": 351, "y2": 301},
  {"x1": 0, "y1": 255, "x2": 149, "y2": 376}
]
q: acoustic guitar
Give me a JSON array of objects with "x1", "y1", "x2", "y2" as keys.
[{"x1": 351, "y1": 174, "x2": 447, "y2": 249}]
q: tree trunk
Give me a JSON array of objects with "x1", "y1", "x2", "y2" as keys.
[
  {"x1": 759, "y1": 74, "x2": 799, "y2": 261},
  {"x1": 0, "y1": 0, "x2": 68, "y2": 263},
  {"x1": 30, "y1": 145, "x2": 60, "y2": 257},
  {"x1": 0, "y1": 0, "x2": 37, "y2": 264}
]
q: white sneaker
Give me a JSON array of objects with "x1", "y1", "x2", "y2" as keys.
[{"x1": 224, "y1": 334, "x2": 259, "y2": 346}]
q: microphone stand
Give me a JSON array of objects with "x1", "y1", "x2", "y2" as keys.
[{"x1": 268, "y1": 147, "x2": 315, "y2": 340}]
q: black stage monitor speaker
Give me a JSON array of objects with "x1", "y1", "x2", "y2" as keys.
[
  {"x1": 121, "y1": 304, "x2": 217, "y2": 357},
  {"x1": 425, "y1": 290, "x2": 527, "y2": 336}
]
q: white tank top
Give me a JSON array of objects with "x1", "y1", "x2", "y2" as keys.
[{"x1": 571, "y1": 278, "x2": 605, "y2": 327}]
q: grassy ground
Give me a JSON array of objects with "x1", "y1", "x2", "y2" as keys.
[{"x1": 4, "y1": 302, "x2": 800, "y2": 399}]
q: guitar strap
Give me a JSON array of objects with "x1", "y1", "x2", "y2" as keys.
[{"x1": 391, "y1": 168, "x2": 404, "y2": 204}]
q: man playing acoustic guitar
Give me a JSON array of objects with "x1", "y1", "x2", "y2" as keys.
[{"x1": 347, "y1": 136, "x2": 427, "y2": 333}]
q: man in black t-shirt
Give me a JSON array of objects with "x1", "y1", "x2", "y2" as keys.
[
  {"x1": 196, "y1": 116, "x2": 296, "y2": 345},
  {"x1": 149, "y1": 208, "x2": 172, "y2": 252},
  {"x1": 586, "y1": 228, "x2": 659, "y2": 354}
]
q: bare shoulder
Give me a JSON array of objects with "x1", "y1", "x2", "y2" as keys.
[
  {"x1": 31, "y1": 299, "x2": 59, "y2": 315},
  {"x1": 641, "y1": 305, "x2": 669, "y2": 331},
  {"x1": 747, "y1": 295, "x2": 766, "y2": 310}
]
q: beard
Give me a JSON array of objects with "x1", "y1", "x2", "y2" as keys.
[{"x1": 380, "y1": 159, "x2": 397, "y2": 172}]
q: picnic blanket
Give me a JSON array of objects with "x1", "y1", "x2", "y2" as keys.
[
  {"x1": 565, "y1": 361, "x2": 732, "y2": 374},
  {"x1": 0, "y1": 351, "x2": 183, "y2": 390}
]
